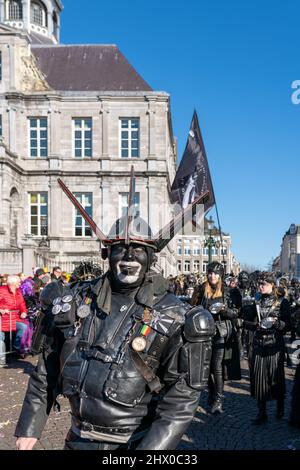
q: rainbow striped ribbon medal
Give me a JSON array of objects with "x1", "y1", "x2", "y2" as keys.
[{"x1": 131, "y1": 324, "x2": 151, "y2": 352}]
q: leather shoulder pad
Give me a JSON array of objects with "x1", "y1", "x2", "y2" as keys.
[
  {"x1": 155, "y1": 292, "x2": 190, "y2": 324},
  {"x1": 184, "y1": 306, "x2": 215, "y2": 342}
]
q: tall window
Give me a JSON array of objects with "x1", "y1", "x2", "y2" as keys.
[
  {"x1": 8, "y1": 0, "x2": 23, "y2": 20},
  {"x1": 120, "y1": 118, "x2": 139, "y2": 158},
  {"x1": 202, "y1": 261, "x2": 208, "y2": 273},
  {"x1": 29, "y1": 193, "x2": 48, "y2": 236},
  {"x1": 29, "y1": 118, "x2": 48, "y2": 157},
  {"x1": 193, "y1": 260, "x2": 200, "y2": 272},
  {"x1": 211, "y1": 246, "x2": 218, "y2": 256},
  {"x1": 184, "y1": 260, "x2": 190, "y2": 273},
  {"x1": 31, "y1": 1, "x2": 47, "y2": 27},
  {"x1": 203, "y1": 247, "x2": 209, "y2": 256},
  {"x1": 0, "y1": 115, "x2": 2, "y2": 137},
  {"x1": 119, "y1": 192, "x2": 140, "y2": 218},
  {"x1": 221, "y1": 246, "x2": 227, "y2": 256},
  {"x1": 222, "y1": 262, "x2": 227, "y2": 273},
  {"x1": 177, "y1": 244, "x2": 182, "y2": 255},
  {"x1": 73, "y1": 118, "x2": 92, "y2": 158},
  {"x1": 193, "y1": 247, "x2": 200, "y2": 255},
  {"x1": 177, "y1": 260, "x2": 182, "y2": 272},
  {"x1": 74, "y1": 193, "x2": 92, "y2": 237}
]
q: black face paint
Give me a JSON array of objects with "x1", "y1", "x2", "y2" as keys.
[{"x1": 109, "y1": 244, "x2": 148, "y2": 286}]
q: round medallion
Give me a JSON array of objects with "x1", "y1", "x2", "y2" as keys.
[
  {"x1": 131, "y1": 336, "x2": 147, "y2": 352},
  {"x1": 61, "y1": 303, "x2": 71, "y2": 313},
  {"x1": 62, "y1": 295, "x2": 73, "y2": 303},
  {"x1": 52, "y1": 304, "x2": 62, "y2": 315},
  {"x1": 77, "y1": 304, "x2": 91, "y2": 319},
  {"x1": 53, "y1": 297, "x2": 62, "y2": 306}
]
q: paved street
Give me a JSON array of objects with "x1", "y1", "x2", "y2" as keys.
[{"x1": 0, "y1": 353, "x2": 300, "y2": 451}]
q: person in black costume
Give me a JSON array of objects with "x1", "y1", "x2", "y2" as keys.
[
  {"x1": 14, "y1": 174, "x2": 215, "y2": 451},
  {"x1": 243, "y1": 272, "x2": 291, "y2": 424},
  {"x1": 289, "y1": 307, "x2": 300, "y2": 428},
  {"x1": 290, "y1": 364, "x2": 300, "y2": 428},
  {"x1": 192, "y1": 261, "x2": 241, "y2": 414}
]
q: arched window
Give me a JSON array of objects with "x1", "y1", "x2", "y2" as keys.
[
  {"x1": 31, "y1": 1, "x2": 47, "y2": 27},
  {"x1": 7, "y1": 0, "x2": 23, "y2": 20},
  {"x1": 52, "y1": 11, "x2": 58, "y2": 38}
]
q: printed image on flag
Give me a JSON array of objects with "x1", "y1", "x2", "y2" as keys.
[{"x1": 171, "y1": 110, "x2": 215, "y2": 213}]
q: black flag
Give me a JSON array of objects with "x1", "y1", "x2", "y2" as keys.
[{"x1": 171, "y1": 110, "x2": 215, "y2": 213}]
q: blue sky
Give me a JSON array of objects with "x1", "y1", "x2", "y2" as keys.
[{"x1": 61, "y1": 0, "x2": 300, "y2": 269}]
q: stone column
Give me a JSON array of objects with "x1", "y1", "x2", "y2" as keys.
[
  {"x1": 47, "y1": 9, "x2": 52, "y2": 37},
  {"x1": 146, "y1": 99, "x2": 156, "y2": 158},
  {"x1": 56, "y1": 11, "x2": 61, "y2": 43},
  {"x1": 21, "y1": 0, "x2": 30, "y2": 32},
  {"x1": 49, "y1": 107, "x2": 61, "y2": 157},
  {"x1": 0, "y1": 1, "x2": 5, "y2": 22},
  {"x1": 7, "y1": 106, "x2": 16, "y2": 153},
  {"x1": 48, "y1": 176, "x2": 61, "y2": 238},
  {"x1": 100, "y1": 105, "x2": 109, "y2": 158},
  {"x1": 8, "y1": 45, "x2": 15, "y2": 90},
  {"x1": 148, "y1": 180, "x2": 160, "y2": 235},
  {"x1": 22, "y1": 234, "x2": 37, "y2": 276},
  {"x1": 100, "y1": 182, "x2": 110, "y2": 235}
]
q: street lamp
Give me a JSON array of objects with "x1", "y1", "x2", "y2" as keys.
[{"x1": 204, "y1": 216, "x2": 220, "y2": 264}]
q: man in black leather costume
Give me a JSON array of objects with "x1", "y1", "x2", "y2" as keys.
[{"x1": 15, "y1": 176, "x2": 215, "y2": 451}]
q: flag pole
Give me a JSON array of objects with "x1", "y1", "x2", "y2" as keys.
[
  {"x1": 208, "y1": 169, "x2": 226, "y2": 268},
  {"x1": 214, "y1": 202, "x2": 226, "y2": 267}
]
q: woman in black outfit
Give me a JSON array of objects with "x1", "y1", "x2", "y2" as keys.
[
  {"x1": 243, "y1": 272, "x2": 291, "y2": 424},
  {"x1": 192, "y1": 261, "x2": 241, "y2": 414}
]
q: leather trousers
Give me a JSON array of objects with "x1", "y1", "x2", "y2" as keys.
[{"x1": 208, "y1": 336, "x2": 225, "y2": 398}]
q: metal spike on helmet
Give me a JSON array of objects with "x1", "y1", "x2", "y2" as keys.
[{"x1": 58, "y1": 166, "x2": 209, "y2": 253}]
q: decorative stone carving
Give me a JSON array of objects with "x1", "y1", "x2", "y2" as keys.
[{"x1": 20, "y1": 52, "x2": 51, "y2": 92}]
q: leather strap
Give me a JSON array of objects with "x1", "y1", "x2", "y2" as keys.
[{"x1": 130, "y1": 349, "x2": 162, "y2": 393}]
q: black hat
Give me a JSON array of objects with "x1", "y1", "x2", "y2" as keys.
[
  {"x1": 258, "y1": 272, "x2": 276, "y2": 285},
  {"x1": 207, "y1": 262, "x2": 224, "y2": 278},
  {"x1": 35, "y1": 268, "x2": 44, "y2": 277},
  {"x1": 238, "y1": 271, "x2": 249, "y2": 281}
]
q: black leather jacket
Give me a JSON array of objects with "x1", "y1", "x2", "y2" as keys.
[{"x1": 15, "y1": 271, "x2": 215, "y2": 450}]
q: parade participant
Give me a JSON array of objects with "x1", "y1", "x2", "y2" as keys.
[
  {"x1": 288, "y1": 278, "x2": 300, "y2": 341},
  {"x1": 192, "y1": 261, "x2": 241, "y2": 414},
  {"x1": 19, "y1": 278, "x2": 41, "y2": 357},
  {"x1": 0, "y1": 275, "x2": 28, "y2": 364},
  {"x1": 243, "y1": 272, "x2": 291, "y2": 424},
  {"x1": 15, "y1": 171, "x2": 215, "y2": 450},
  {"x1": 228, "y1": 276, "x2": 243, "y2": 359},
  {"x1": 238, "y1": 270, "x2": 256, "y2": 358},
  {"x1": 71, "y1": 260, "x2": 103, "y2": 283},
  {"x1": 51, "y1": 266, "x2": 62, "y2": 282},
  {"x1": 290, "y1": 361, "x2": 300, "y2": 428},
  {"x1": 289, "y1": 307, "x2": 300, "y2": 428}
]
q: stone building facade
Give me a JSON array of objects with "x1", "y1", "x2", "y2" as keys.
[
  {"x1": 0, "y1": 0, "x2": 178, "y2": 276},
  {"x1": 175, "y1": 218, "x2": 240, "y2": 275},
  {"x1": 276, "y1": 223, "x2": 300, "y2": 279}
]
